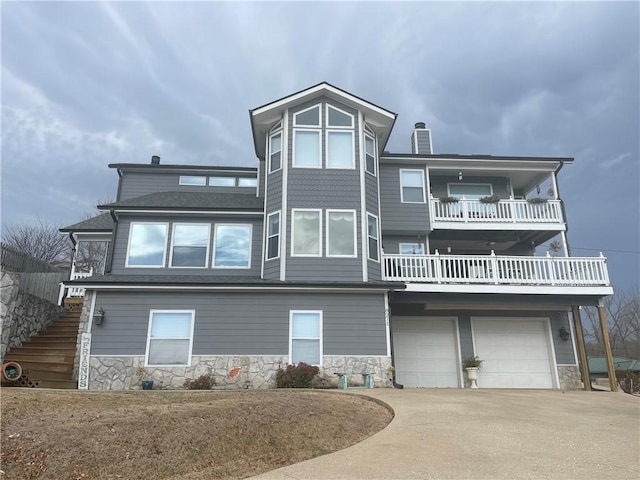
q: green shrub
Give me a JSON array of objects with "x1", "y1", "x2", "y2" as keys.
[
  {"x1": 183, "y1": 374, "x2": 216, "y2": 390},
  {"x1": 275, "y1": 362, "x2": 320, "y2": 388}
]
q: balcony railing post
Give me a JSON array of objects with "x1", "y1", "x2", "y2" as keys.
[
  {"x1": 434, "y1": 249, "x2": 442, "y2": 283},
  {"x1": 547, "y1": 252, "x2": 556, "y2": 285},
  {"x1": 462, "y1": 197, "x2": 468, "y2": 223},
  {"x1": 600, "y1": 252, "x2": 610, "y2": 285},
  {"x1": 490, "y1": 250, "x2": 499, "y2": 284}
]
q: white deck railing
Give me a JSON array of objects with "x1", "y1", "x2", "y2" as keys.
[
  {"x1": 67, "y1": 269, "x2": 93, "y2": 298},
  {"x1": 382, "y1": 252, "x2": 610, "y2": 286},
  {"x1": 431, "y1": 197, "x2": 563, "y2": 224}
]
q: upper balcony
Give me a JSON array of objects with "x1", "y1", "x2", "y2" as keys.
[
  {"x1": 382, "y1": 252, "x2": 612, "y2": 296},
  {"x1": 429, "y1": 196, "x2": 565, "y2": 231}
]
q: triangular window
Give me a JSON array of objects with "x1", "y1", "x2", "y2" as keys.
[
  {"x1": 327, "y1": 105, "x2": 353, "y2": 128},
  {"x1": 294, "y1": 105, "x2": 321, "y2": 127}
]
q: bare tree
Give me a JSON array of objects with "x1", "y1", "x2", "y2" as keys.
[
  {"x1": 583, "y1": 286, "x2": 640, "y2": 359},
  {"x1": 1, "y1": 217, "x2": 71, "y2": 266}
]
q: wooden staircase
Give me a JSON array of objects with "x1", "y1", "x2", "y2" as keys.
[{"x1": 3, "y1": 301, "x2": 81, "y2": 389}]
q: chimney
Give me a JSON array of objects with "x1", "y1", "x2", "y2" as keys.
[
  {"x1": 151, "y1": 155, "x2": 160, "y2": 165},
  {"x1": 411, "y1": 122, "x2": 432, "y2": 154}
]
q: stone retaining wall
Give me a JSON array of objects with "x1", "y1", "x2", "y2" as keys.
[
  {"x1": 1, "y1": 271, "x2": 64, "y2": 361},
  {"x1": 88, "y1": 355, "x2": 393, "y2": 390}
]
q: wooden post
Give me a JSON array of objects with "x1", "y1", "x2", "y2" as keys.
[
  {"x1": 571, "y1": 306, "x2": 591, "y2": 391},
  {"x1": 597, "y1": 299, "x2": 618, "y2": 392}
]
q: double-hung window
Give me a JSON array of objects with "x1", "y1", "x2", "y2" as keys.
[
  {"x1": 367, "y1": 213, "x2": 379, "y2": 262},
  {"x1": 365, "y1": 135, "x2": 376, "y2": 176},
  {"x1": 170, "y1": 224, "x2": 209, "y2": 267},
  {"x1": 146, "y1": 310, "x2": 194, "y2": 366},
  {"x1": 293, "y1": 105, "x2": 321, "y2": 168},
  {"x1": 292, "y1": 209, "x2": 321, "y2": 256},
  {"x1": 327, "y1": 210, "x2": 356, "y2": 257},
  {"x1": 326, "y1": 105, "x2": 355, "y2": 169},
  {"x1": 126, "y1": 223, "x2": 168, "y2": 267},
  {"x1": 290, "y1": 311, "x2": 322, "y2": 365},
  {"x1": 400, "y1": 169, "x2": 426, "y2": 203},
  {"x1": 213, "y1": 224, "x2": 252, "y2": 268},
  {"x1": 266, "y1": 211, "x2": 280, "y2": 260},
  {"x1": 269, "y1": 132, "x2": 282, "y2": 173}
]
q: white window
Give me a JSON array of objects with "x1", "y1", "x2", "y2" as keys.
[
  {"x1": 213, "y1": 224, "x2": 252, "y2": 268},
  {"x1": 293, "y1": 105, "x2": 321, "y2": 127},
  {"x1": 326, "y1": 105, "x2": 354, "y2": 128},
  {"x1": 269, "y1": 132, "x2": 282, "y2": 173},
  {"x1": 126, "y1": 223, "x2": 168, "y2": 267},
  {"x1": 266, "y1": 211, "x2": 280, "y2": 260},
  {"x1": 293, "y1": 130, "x2": 321, "y2": 168},
  {"x1": 448, "y1": 183, "x2": 493, "y2": 199},
  {"x1": 209, "y1": 177, "x2": 236, "y2": 187},
  {"x1": 146, "y1": 310, "x2": 194, "y2": 366},
  {"x1": 290, "y1": 311, "x2": 322, "y2": 365},
  {"x1": 238, "y1": 177, "x2": 257, "y2": 187},
  {"x1": 399, "y1": 243, "x2": 425, "y2": 255},
  {"x1": 365, "y1": 135, "x2": 376, "y2": 176},
  {"x1": 367, "y1": 213, "x2": 379, "y2": 262},
  {"x1": 292, "y1": 209, "x2": 321, "y2": 256},
  {"x1": 400, "y1": 169, "x2": 426, "y2": 203},
  {"x1": 326, "y1": 131, "x2": 354, "y2": 169},
  {"x1": 327, "y1": 210, "x2": 356, "y2": 257},
  {"x1": 170, "y1": 224, "x2": 209, "y2": 267},
  {"x1": 179, "y1": 176, "x2": 206, "y2": 186}
]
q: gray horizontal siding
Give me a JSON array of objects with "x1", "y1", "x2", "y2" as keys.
[
  {"x1": 430, "y1": 175, "x2": 511, "y2": 198},
  {"x1": 390, "y1": 304, "x2": 575, "y2": 365},
  {"x1": 264, "y1": 166, "x2": 283, "y2": 280},
  {"x1": 379, "y1": 164, "x2": 429, "y2": 234},
  {"x1": 119, "y1": 172, "x2": 257, "y2": 200},
  {"x1": 110, "y1": 215, "x2": 262, "y2": 276},
  {"x1": 91, "y1": 291, "x2": 387, "y2": 356}
]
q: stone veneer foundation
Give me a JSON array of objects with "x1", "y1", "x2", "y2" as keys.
[
  {"x1": 557, "y1": 365, "x2": 582, "y2": 390},
  {"x1": 88, "y1": 355, "x2": 393, "y2": 390}
]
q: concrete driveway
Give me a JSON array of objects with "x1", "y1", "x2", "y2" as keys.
[{"x1": 252, "y1": 389, "x2": 639, "y2": 479}]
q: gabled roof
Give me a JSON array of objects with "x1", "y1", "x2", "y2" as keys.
[
  {"x1": 250, "y1": 81, "x2": 397, "y2": 159},
  {"x1": 60, "y1": 213, "x2": 114, "y2": 233},
  {"x1": 98, "y1": 191, "x2": 263, "y2": 212}
]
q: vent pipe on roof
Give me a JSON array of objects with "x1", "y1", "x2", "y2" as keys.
[
  {"x1": 411, "y1": 122, "x2": 432, "y2": 154},
  {"x1": 151, "y1": 155, "x2": 160, "y2": 165}
]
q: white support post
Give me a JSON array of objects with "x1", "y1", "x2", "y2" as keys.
[
  {"x1": 434, "y1": 249, "x2": 442, "y2": 283},
  {"x1": 490, "y1": 250, "x2": 499, "y2": 284}
]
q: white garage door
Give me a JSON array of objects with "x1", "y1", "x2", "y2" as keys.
[
  {"x1": 393, "y1": 317, "x2": 460, "y2": 388},
  {"x1": 472, "y1": 318, "x2": 555, "y2": 389}
]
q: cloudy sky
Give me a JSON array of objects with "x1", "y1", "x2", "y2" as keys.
[{"x1": 2, "y1": 2, "x2": 638, "y2": 287}]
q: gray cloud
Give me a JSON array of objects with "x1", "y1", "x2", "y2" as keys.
[{"x1": 1, "y1": 1, "x2": 638, "y2": 286}]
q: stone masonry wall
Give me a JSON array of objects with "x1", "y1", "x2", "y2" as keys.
[
  {"x1": 558, "y1": 365, "x2": 582, "y2": 390},
  {"x1": 72, "y1": 291, "x2": 93, "y2": 380},
  {"x1": 1, "y1": 271, "x2": 64, "y2": 362},
  {"x1": 89, "y1": 355, "x2": 393, "y2": 390}
]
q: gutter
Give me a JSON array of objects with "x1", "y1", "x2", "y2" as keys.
[{"x1": 554, "y1": 159, "x2": 571, "y2": 254}]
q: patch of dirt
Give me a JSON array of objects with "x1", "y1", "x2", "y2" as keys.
[{"x1": 0, "y1": 389, "x2": 392, "y2": 479}]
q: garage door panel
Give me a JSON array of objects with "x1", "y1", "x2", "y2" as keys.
[
  {"x1": 393, "y1": 317, "x2": 459, "y2": 388},
  {"x1": 473, "y1": 318, "x2": 555, "y2": 389}
]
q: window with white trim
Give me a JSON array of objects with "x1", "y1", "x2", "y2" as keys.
[
  {"x1": 209, "y1": 177, "x2": 236, "y2": 187},
  {"x1": 269, "y1": 132, "x2": 282, "y2": 173},
  {"x1": 170, "y1": 224, "x2": 209, "y2": 267},
  {"x1": 290, "y1": 311, "x2": 322, "y2": 365},
  {"x1": 213, "y1": 224, "x2": 252, "y2": 268},
  {"x1": 326, "y1": 130, "x2": 354, "y2": 169},
  {"x1": 367, "y1": 213, "x2": 379, "y2": 262},
  {"x1": 266, "y1": 211, "x2": 280, "y2": 260},
  {"x1": 365, "y1": 135, "x2": 376, "y2": 176},
  {"x1": 126, "y1": 223, "x2": 168, "y2": 267},
  {"x1": 238, "y1": 177, "x2": 257, "y2": 187},
  {"x1": 179, "y1": 176, "x2": 206, "y2": 186},
  {"x1": 327, "y1": 105, "x2": 354, "y2": 128},
  {"x1": 146, "y1": 310, "x2": 194, "y2": 366},
  {"x1": 293, "y1": 105, "x2": 321, "y2": 127},
  {"x1": 399, "y1": 243, "x2": 425, "y2": 255},
  {"x1": 292, "y1": 209, "x2": 321, "y2": 256},
  {"x1": 327, "y1": 210, "x2": 356, "y2": 257},
  {"x1": 400, "y1": 169, "x2": 426, "y2": 203},
  {"x1": 448, "y1": 183, "x2": 493, "y2": 199},
  {"x1": 293, "y1": 130, "x2": 321, "y2": 168}
]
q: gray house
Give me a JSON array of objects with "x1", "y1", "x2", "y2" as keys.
[{"x1": 63, "y1": 82, "x2": 613, "y2": 390}]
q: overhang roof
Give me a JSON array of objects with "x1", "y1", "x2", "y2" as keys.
[
  {"x1": 250, "y1": 82, "x2": 397, "y2": 160},
  {"x1": 60, "y1": 213, "x2": 114, "y2": 233},
  {"x1": 108, "y1": 163, "x2": 257, "y2": 174},
  {"x1": 98, "y1": 191, "x2": 264, "y2": 212}
]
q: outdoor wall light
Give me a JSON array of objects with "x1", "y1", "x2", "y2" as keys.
[
  {"x1": 559, "y1": 326, "x2": 570, "y2": 342},
  {"x1": 93, "y1": 307, "x2": 105, "y2": 326},
  {"x1": 458, "y1": 171, "x2": 463, "y2": 181}
]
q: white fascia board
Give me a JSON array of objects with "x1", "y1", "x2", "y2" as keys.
[
  {"x1": 380, "y1": 157, "x2": 564, "y2": 172},
  {"x1": 63, "y1": 283, "x2": 392, "y2": 293},
  {"x1": 403, "y1": 283, "x2": 614, "y2": 296},
  {"x1": 110, "y1": 210, "x2": 263, "y2": 216},
  {"x1": 430, "y1": 222, "x2": 566, "y2": 231}
]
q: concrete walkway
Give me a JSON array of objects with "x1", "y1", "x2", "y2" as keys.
[{"x1": 252, "y1": 389, "x2": 639, "y2": 480}]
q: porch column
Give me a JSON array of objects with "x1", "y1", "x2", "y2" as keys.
[
  {"x1": 597, "y1": 299, "x2": 618, "y2": 392},
  {"x1": 571, "y1": 306, "x2": 591, "y2": 391}
]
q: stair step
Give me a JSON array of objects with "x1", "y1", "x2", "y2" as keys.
[
  {"x1": 5, "y1": 353, "x2": 75, "y2": 363},
  {"x1": 18, "y1": 369, "x2": 75, "y2": 381},
  {"x1": 29, "y1": 335, "x2": 77, "y2": 342},
  {"x1": 41, "y1": 328, "x2": 79, "y2": 335},
  {"x1": 12, "y1": 347, "x2": 76, "y2": 355},
  {"x1": 7, "y1": 378, "x2": 78, "y2": 389},
  {"x1": 2, "y1": 361, "x2": 73, "y2": 374}
]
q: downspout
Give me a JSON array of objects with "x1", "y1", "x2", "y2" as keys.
[
  {"x1": 104, "y1": 209, "x2": 119, "y2": 274},
  {"x1": 68, "y1": 232, "x2": 77, "y2": 274},
  {"x1": 388, "y1": 291, "x2": 404, "y2": 389},
  {"x1": 554, "y1": 160, "x2": 570, "y2": 253}
]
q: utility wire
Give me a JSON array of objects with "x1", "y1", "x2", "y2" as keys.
[{"x1": 571, "y1": 247, "x2": 640, "y2": 254}]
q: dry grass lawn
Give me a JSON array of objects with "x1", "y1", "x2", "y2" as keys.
[{"x1": 0, "y1": 389, "x2": 392, "y2": 479}]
